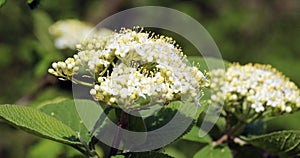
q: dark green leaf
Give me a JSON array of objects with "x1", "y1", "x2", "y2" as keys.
[
  {"x1": 128, "y1": 151, "x2": 173, "y2": 158},
  {"x1": 144, "y1": 101, "x2": 198, "y2": 131},
  {"x1": 163, "y1": 147, "x2": 187, "y2": 158},
  {"x1": 181, "y1": 126, "x2": 212, "y2": 143},
  {"x1": 0, "y1": 0, "x2": 6, "y2": 8},
  {"x1": 114, "y1": 109, "x2": 147, "y2": 133},
  {"x1": 243, "y1": 121, "x2": 266, "y2": 136},
  {"x1": 0, "y1": 105, "x2": 81, "y2": 146},
  {"x1": 142, "y1": 101, "x2": 200, "y2": 147},
  {"x1": 126, "y1": 112, "x2": 148, "y2": 146},
  {"x1": 128, "y1": 113, "x2": 147, "y2": 132},
  {"x1": 112, "y1": 152, "x2": 173, "y2": 158},
  {"x1": 193, "y1": 145, "x2": 232, "y2": 158},
  {"x1": 245, "y1": 130, "x2": 300, "y2": 156}
]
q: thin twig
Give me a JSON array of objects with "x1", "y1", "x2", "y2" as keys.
[{"x1": 213, "y1": 134, "x2": 228, "y2": 146}]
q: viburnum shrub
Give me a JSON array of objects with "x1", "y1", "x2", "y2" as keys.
[{"x1": 1, "y1": 23, "x2": 300, "y2": 158}]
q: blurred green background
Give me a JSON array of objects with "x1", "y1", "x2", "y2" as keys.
[{"x1": 0, "y1": 0, "x2": 299, "y2": 157}]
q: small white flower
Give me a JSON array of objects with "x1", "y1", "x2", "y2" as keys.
[
  {"x1": 90, "y1": 89, "x2": 97, "y2": 95},
  {"x1": 285, "y1": 106, "x2": 292, "y2": 113}
]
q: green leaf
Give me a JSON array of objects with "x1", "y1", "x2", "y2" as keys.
[
  {"x1": 28, "y1": 87, "x2": 71, "y2": 108},
  {"x1": 38, "y1": 99, "x2": 92, "y2": 143},
  {"x1": 127, "y1": 151, "x2": 173, "y2": 158},
  {"x1": 115, "y1": 109, "x2": 147, "y2": 132},
  {"x1": 126, "y1": 112, "x2": 148, "y2": 146},
  {"x1": 181, "y1": 126, "x2": 212, "y2": 143},
  {"x1": 163, "y1": 147, "x2": 187, "y2": 158},
  {"x1": 0, "y1": 105, "x2": 81, "y2": 146},
  {"x1": 144, "y1": 101, "x2": 198, "y2": 131},
  {"x1": 0, "y1": 0, "x2": 6, "y2": 8},
  {"x1": 142, "y1": 101, "x2": 199, "y2": 147},
  {"x1": 193, "y1": 145, "x2": 232, "y2": 158},
  {"x1": 27, "y1": 0, "x2": 40, "y2": 9},
  {"x1": 112, "y1": 152, "x2": 173, "y2": 158},
  {"x1": 128, "y1": 114, "x2": 147, "y2": 132},
  {"x1": 245, "y1": 130, "x2": 300, "y2": 156},
  {"x1": 243, "y1": 121, "x2": 266, "y2": 136}
]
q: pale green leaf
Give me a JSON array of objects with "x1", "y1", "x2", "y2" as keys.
[
  {"x1": 193, "y1": 145, "x2": 232, "y2": 158},
  {"x1": 38, "y1": 99, "x2": 92, "y2": 143},
  {"x1": 0, "y1": 105, "x2": 81, "y2": 146},
  {"x1": 245, "y1": 130, "x2": 300, "y2": 156},
  {"x1": 181, "y1": 126, "x2": 212, "y2": 143}
]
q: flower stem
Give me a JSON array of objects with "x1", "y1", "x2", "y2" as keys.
[
  {"x1": 109, "y1": 110, "x2": 129, "y2": 156},
  {"x1": 71, "y1": 77, "x2": 94, "y2": 87}
]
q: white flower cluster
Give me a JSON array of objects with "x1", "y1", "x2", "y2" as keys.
[
  {"x1": 210, "y1": 63, "x2": 300, "y2": 115},
  {"x1": 49, "y1": 28, "x2": 208, "y2": 108},
  {"x1": 49, "y1": 19, "x2": 111, "y2": 50}
]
